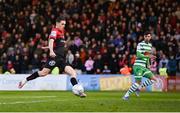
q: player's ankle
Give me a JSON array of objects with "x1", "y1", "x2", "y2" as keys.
[{"x1": 124, "y1": 93, "x2": 129, "y2": 97}]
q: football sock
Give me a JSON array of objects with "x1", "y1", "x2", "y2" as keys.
[
  {"x1": 26, "y1": 72, "x2": 40, "y2": 81},
  {"x1": 124, "y1": 83, "x2": 139, "y2": 97},
  {"x1": 70, "y1": 77, "x2": 78, "y2": 86},
  {"x1": 139, "y1": 79, "x2": 155, "y2": 89}
]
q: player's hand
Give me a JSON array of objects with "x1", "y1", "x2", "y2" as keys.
[
  {"x1": 41, "y1": 46, "x2": 49, "y2": 49},
  {"x1": 50, "y1": 51, "x2": 56, "y2": 58},
  {"x1": 144, "y1": 52, "x2": 150, "y2": 57}
]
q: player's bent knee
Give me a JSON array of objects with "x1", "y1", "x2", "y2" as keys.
[
  {"x1": 64, "y1": 66, "x2": 77, "y2": 77},
  {"x1": 38, "y1": 69, "x2": 50, "y2": 77},
  {"x1": 38, "y1": 71, "x2": 47, "y2": 77}
]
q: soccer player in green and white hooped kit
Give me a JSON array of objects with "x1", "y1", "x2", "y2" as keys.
[{"x1": 123, "y1": 31, "x2": 158, "y2": 100}]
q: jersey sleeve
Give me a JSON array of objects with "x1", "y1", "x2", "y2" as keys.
[
  {"x1": 49, "y1": 30, "x2": 57, "y2": 39},
  {"x1": 137, "y1": 43, "x2": 143, "y2": 53}
]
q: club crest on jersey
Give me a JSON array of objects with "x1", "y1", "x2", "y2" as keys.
[
  {"x1": 50, "y1": 31, "x2": 57, "y2": 37},
  {"x1": 49, "y1": 60, "x2": 56, "y2": 66}
]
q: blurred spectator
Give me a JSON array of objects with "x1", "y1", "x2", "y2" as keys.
[
  {"x1": 159, "y1": 63, "x2": 168, "y2": 78},
  {"x1": 20, "y1": 56, "x2": 29, "y2": 74},
  {"x1": 167, "y1": 55, "x2": 177, "y2": 76},
  {"x1": 51, "y1": 67, "x2": 60, "y2": 75},
  {"x1": 74, "y1": 36, "x2": 83, "y2": 47},
  {"x1": 118, "y1": 54, "x2": 128, "y2": 69},
  {"x1": 0, "y1": 0, "x2": 179, "y2": 74},
  {"x1": 176, "y1": 51, "x2": 180, "y2": 72},
  {"x1": 66, "y1": 50, "x2": 74, "y2": 65},
  {"x1": 40, "y1": 53, "x2": 48, "y2": 68},
  {"x1": 72, "y1": 53, "x2": 84, "y2": 74},
  {"x1": 159, "y1": 54, "x2": 168, "y2": 69},
  {"x1": 150, "y1": 59, "x2": 158, "y2": 74},
  {"x1": 7, "y1": 60, "x2": 15, "y2": 74},
  {"x1": 102, "y1": 65, "x2": 111, "y2": 74},
  {"x1": 108, "y1": 53, "x2": 118, "y2": 74},
  {"x1": 101, "y1": 48, "x2": 109, "y2": 65},
  {"x1": 93, "y1": 54, "x2": 104, "y2": 73},
  {"x1": 31, "y1": 54, "x2": 40, "y2": 73},
  {"x1": 129, "y1": 54, "x2": 136, "y2": 67},
  {"x1": 14, "y1": 55, "x2": 21, "y2": 74},
  {"x1": 95, "y1": 68, "x2": 102, "y2": 74},
  {"x1": 84, "y1": 56, "x2": 94, "y2": 74},
  {"x1": 119, "y1": 64, "x2": 132, "y2": 75},
  {"x1": 3, "y1": 71, "x2": 11, "y2": 75},
  {"x1": 79, "y1": 48, "x2": 87, "y2": 64}
]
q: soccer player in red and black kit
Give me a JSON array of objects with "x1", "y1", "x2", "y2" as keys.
[{"x1": 18, "y1": 16, "x2": 86, "y2": 97}]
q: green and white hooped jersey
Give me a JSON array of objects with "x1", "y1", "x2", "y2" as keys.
[{"x1": 134, "y1": 41, "x2": 152, "y2": 68}]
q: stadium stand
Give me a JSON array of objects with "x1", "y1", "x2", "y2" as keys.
[{"x1": 0, "y1": 0, "x2": 179, "y2": 77}]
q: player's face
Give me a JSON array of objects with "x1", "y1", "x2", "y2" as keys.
[
  {"x1": 57, "y1": 20, "x2": 66, "y2": 30},
  {"x1": 144, "y1": 34, "x2": 152, "y2": 42}
]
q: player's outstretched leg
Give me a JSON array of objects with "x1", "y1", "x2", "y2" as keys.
[
  {"x1": 18, "y1": 72, "x2": 40, "y2": 88},
  {"x1": 64, "y1": 66, "x2": 86, "y2": 97},
  {"x1": 139, "y1": 79, "x2": 155, "y2": 89},
  {"x1": 123, "y1": 83, "x2": 140, "y2": 100},
  {"x1": 18, "y1": 68, "x2": 50, "y2": 88},
  {"x1": 137, "y1": 77, "x2": 157, "y2": 92},
  {"x1": 71, "y1": 77, "x2": 87, "y2": 97},
  {"x1": 136, "y1": 72, "x2": 158, "y2": 95}
]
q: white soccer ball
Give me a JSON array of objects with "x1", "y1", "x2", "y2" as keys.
[{"x1": 72, "y1": 84, "x2": 84, "y2": 95}]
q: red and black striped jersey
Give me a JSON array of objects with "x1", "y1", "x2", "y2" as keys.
[
  {"x1": 49, "y1": 28, "x2": 65, "y2": 48},
  {"x1": 49, "y1": 28, "x2": 65, "y2": 40}
]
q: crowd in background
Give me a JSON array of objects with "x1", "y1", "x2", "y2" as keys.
[{"x1": 0, "y1": 0, "x2": 179, "y2": 77}]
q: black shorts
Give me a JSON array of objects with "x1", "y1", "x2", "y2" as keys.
[{"x1": 44, "y1": 56, "x2": 69, "y2": 71}]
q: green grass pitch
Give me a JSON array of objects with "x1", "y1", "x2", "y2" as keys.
[{"x1": 0, "y1": 91, "x2": 179, "y2": 112}]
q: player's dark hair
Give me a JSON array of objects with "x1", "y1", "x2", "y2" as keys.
[
  {"x1": 56, "y1": 16, "x2": 66, "y2": 22},
  {"x1": 144, "y1": 31, "x2": 151, "y2": 36}
]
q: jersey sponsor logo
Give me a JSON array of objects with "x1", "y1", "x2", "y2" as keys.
[
  {"x1": 137, "y1": 72, "x2": 141, "y2": 76},
  {"x1": 49, "y1": 60, "x2": 56, "y2": 66},
  {"x1": 50, "y1": 31, "x2": 57, "y2": 37}
]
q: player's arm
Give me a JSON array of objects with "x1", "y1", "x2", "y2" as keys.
[
  {"x1": 64, "y1": 37, "x2": 71, "y2": 48},
  {"x1": 150, "y1": 47, "x2": 157, "y2": 59},
  {"x1": 49, "y1": 38, "x2": 56, "y2": 58},
  {"x1": 146, "y1": 58, "x2": 151, "y2": 69}
]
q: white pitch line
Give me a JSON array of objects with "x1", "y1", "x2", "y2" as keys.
[
  {"x1": 0, "y1": 96, "x2": 57, "y2": 99},
  {"x1": 1, "y1": 97, "x2": 179, "y2": 105},
  {"x1": 0, "y1": 97, "x2": 88, "y2": 105},
  {"x1": 0, "y1": 99, "x2": 66, "y2": 105}
]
